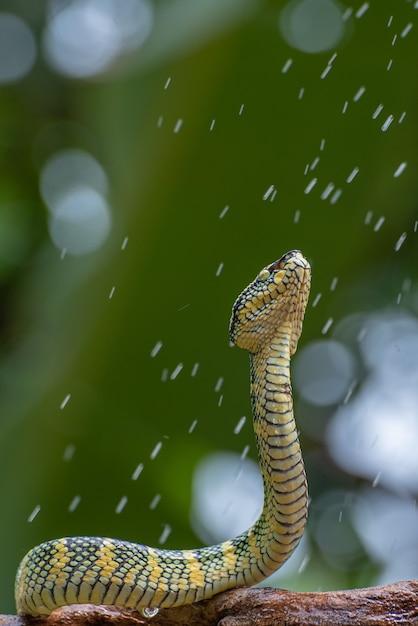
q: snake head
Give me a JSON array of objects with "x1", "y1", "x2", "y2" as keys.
[{"x1": 229, "y1": 250, "x2": 311, "y2": 355}]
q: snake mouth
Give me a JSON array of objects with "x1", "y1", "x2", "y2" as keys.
[{"x1": 268, "y1": 250, "x2": 310, "y2": 277}]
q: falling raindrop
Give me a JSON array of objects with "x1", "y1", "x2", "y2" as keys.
[
  {"x1": 132, "y1": 463, "x2": 144, "y2": 480},
  {"x1": 27, "y1": 505, "x2": 41, "y2": 523},
  {"x1": 234, "y1": 416, "x2": 246, "y2": 434},
  {"x1": 150, "y1": 442, "x2": 162, "y2": 460},
  {"x1": 151, "y1": 341, "x2": 163, "y2": 357},
  {"x1": 115, "y1": 496, "x2": 128, "y2": 514}
]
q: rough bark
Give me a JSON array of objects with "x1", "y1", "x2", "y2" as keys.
[{"x1": 2, "y1": 581, "x2": 418, "y2": 626}]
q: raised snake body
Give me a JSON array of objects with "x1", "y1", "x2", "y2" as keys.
[{"x1": 15, "y1": 249, "x2": 311, "y2": 616}]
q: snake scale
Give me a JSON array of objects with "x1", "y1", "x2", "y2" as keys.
[{"x1": 15, "y1": 249, "x2": 311, "y2": 616}]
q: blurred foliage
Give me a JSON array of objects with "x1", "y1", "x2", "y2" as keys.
[{"x1": 0, "y1": 0, "x2": 417, "y2": 614}]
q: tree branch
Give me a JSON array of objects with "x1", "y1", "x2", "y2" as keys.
[{"x1": 2, "y1": 581, "x2": 418, "y2": 626}]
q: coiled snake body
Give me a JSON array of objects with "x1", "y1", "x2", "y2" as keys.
[{"x1": 15, "y1": 249, "x2": 311, "y2": 616}]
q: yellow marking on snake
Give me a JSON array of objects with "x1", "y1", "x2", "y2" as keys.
[{"x1": 15, "y1": 249, "x2": 311, "y2": 616}]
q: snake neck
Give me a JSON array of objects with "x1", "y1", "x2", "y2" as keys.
[{"x1": 247, "y1": 329, "x2": 308, "y2": 572}]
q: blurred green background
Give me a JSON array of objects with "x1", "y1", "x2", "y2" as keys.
[{"x1": 1, "y1": 0, "x2": 418, "y2": 614}]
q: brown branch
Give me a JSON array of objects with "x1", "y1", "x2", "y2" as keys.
[{"x1": 1, "y1": 581, "x2": 418, "y2": 626}]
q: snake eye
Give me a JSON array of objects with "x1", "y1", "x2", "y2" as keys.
[{"x1": 258, "y1": 268, "x2": 271, "y2": 281}]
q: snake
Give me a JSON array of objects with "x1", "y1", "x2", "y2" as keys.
[{"x1": 15, "y1": 249, "x2": 311, "y2": 617}]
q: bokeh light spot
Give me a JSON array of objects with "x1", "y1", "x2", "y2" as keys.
[
  {"x1": 43, "y1": 0, "x2": 153, "y2": 78},
  {"x1": 190, "y1": 452, "x2": 263, "y2": 544},
  {"x1": 40, "y1": 149, "x2": 111, "y2": 256},
  {"x1": 40, "y1": 149, "x2": 108, "y2": 212},
  {"x1": 279, "y1": 0, "x2": 348, "y2": 54},
  {"x1": 293, "y1": 339, "x2": 357, "y2": 406},
  {"x1": 326, "y1": 311, "x2": 418, "y2": 493},
  {"x1": 0, "y1": 13, "x2": 36, "y2": 84},
  {"x1": 48, "y1": 186, "x2": 111, "y2": 256}
]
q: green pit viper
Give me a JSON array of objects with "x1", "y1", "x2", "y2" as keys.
[{"x1": 15, "y1": 249, "x2": 311, "y2": 616}]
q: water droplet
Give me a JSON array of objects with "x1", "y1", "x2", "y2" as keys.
[
  {"x1": 63, "y1": 444, "x2": 76, "y2": 461},
  {"x1": 281, "y1": 58, "x2": 292, "y2": 73},
  {"x1": 372, "y1": 103, "x2": 384, "y2": 119},
  {"x1": 312, "y1": 293, "x2": 322, "y2": 308},
  {"x1": 210, "y1": 119, "x2": 216, "y2": 131},
  {"x1": 121, "y1": 236, "x2": 129, "y2": 250},
  {"x1": 372, "y1": 471, "x2": 381, "y2": 488},
  {"x1": 60, "y1": 394, "x2": 71, "y2": 410},
  {"x1": 321, "y1": 318, "x2": 334, "y2": 335},
  {"x1": 159, "y1": 524, "x2": 172, "y2": 544},
  {"x1": 157, "y1": 116, "x2": 163, "y2": 128},
  {"x1": 150, "y1": 494, "x2": 161, "y2": 510},
  {"x1": 241, "y1": 444, "x2": 250, "y2": 460},
  {"x1": 109, "y1": 286, "x2": 116, "y2": 299},
  {"x1": 191, "y1": 362, "x2": 199, "y2": 377},
  {"x1": 219, "y1": 205, "x2": 229, "y2": 219},
  {"x1": 151, "y1": 341, "x2": 163, "y2": 358},
  {"x1": 298, "y1": 554, "x2": 310, "y2": 574},
  {"x1": 401, "y1": 23, "x2": 413, "y2": 38},
  {"x1": 343, "y1": 380, "x2": 357, "y2": 404},
  {"x1": 234, "y1": 416, "x2": 246, "y2": 435},
  {"x1": 142, "y1": 607, "x2": 159, "y2": 618},
  {"x1": 364, "y1": 210, "x2": 373, "y2": 225},
  {"x1": 27, "y1": 505, "x2": 41, "y2": 523},
  {"x1": 330, "y1": 189, "x2": 342, "y2": 204},
  {"x1": 188, "y1": 419, "x2": 198, "y2": 434},
  {"x1": 320, "y1": 65, "x2": 332, "y2": 79},
  {"x1": 68, "y1": 495, "x2": 81, "y2": 512},
  {"x1": 310, "y1": 157, "x2": 320, "y2": 170},
  {"x1": 216, "y1": 262, "x2": 224, "y2": 277},
  {"x1": 115, "y1": 496, "x2": 128, "y2": 514},
  {"x1": 304, "y1": 178, "x2": 317, "y2": 194},
  {"x1": 353, "y1": 86, "x2": 366, "y2": 102},
  {"x1": 381, "y1": 115, "x2": 394, "y2": 132},
  {"x1": 321, "y1": 182, "x2": 334, "y2": 200},
  {"x1": 173, "y1": 119, "x2": 183, "y2": 133},
  {"x1": 170, "y1": 363, "x2": 183, "y2": 380},
  {"x1": 342, "y1": 101, "x2": 348, "y2": 114},
  {"x1": 214, "y1": 377, "x2": 224, "y2": 393},
  {"x1": 394, "y1": 162, "x2": 407, "y2": 178},
  {"x1": 132, "y1": 463, "x2": 144, "y2": 480},
  {"x1": 263, "y1": 185, "x2": 275, "y2": 200},
  {"x1": 346, "y1": 167, "x2": 359, "y2": 183},
  {"x1": 394, "y1": 232, "x2": 407, "y2": 251},
  {"x1": 238, "y1": 104, "x2": 245, "y2": 116},
  {"x1": 150, "y1": 442, "x2": 162, "y2": 460},
  {"x1": 294, "y1": 209, "x2": 301, "y2": 224},
  {"x1": 373, "y1": 216, "x2": 385, "y2": 232},
  {"x1": 355, "y1": 3, "x2": 369, "y2": 18},
  {"x1": 330, "y1": 277, "x2": 338, "y2": 291},
  {"x1": 298, "y1": 87, "x2": 304, "y2": 100},
  {"x1": 164, "y1": 77, "x2": 171, "y2": 90}
]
